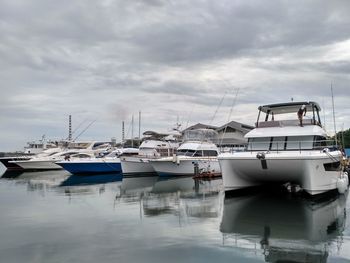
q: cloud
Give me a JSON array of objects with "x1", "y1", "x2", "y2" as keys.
[{"x1": 1, "y1": 0, "x2": 350, "y2": 151}]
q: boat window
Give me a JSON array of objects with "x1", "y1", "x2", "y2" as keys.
[
  {"x1": 157, "y1": 148, "x2": 173, "y2": 157},
  {"x1": 324, "y1": 161, "x2": 341, "y2": 171},
  {"x1": 247, "y1": 137, "x2": 270, "y2": 151},
  {"x1": 271, "y1": 137, "x2": 286, "y2": 151},
  {"x1": 286, "y1": 136, "x2": 314, "y2": 150},
  {"x1": 193, "y1": 151, "x2": 203, "y2": 157},
  {"x1": 202, "y1": 150, "x2": 218, "y2": 156},
  {"x1": 177, "y1": 149, "x2": 196, "y2": 156},
  {"x1": 313, "y1": 136, "x2": 328, "y2": 149},
  {"x1": 48, "y1": 151, "x2": 60, "y2": 156},
  {"x1": 72, "y1": 153, "x2": 91, "y2": 158},
  {"x1": 61, "y1": 151, "x2": 79, "y2": 157}
]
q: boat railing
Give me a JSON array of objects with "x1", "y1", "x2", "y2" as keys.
[
  {"x1": 219, "y1": 145, "x2": 246, "y2": 153},
  {"x1": 256, "y1": 119, "x2": 321, "y2": 128},
  {"x1": 244, "y1": 139, "x2": 339, "y2": 153}
]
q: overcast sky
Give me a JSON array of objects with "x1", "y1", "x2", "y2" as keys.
[{"x1": 1, "y1": 0, "x2": 350, "y2": 151}]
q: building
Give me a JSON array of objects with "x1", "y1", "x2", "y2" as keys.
[{"x1": 183, "y1": 121, "x2": 254, "y2": 147}]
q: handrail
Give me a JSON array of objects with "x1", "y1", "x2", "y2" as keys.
[{"x1": 221, "y1": 140, "x2": 339, "y2": 153}]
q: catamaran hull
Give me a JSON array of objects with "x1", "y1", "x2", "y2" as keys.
[
  {"x1": 219, "y1": 151, "x2": 345, "y2": 195},
  {"x1": 150, "y1": 157, "x2": 221, "y2": 177},
  {"x1": 56, "y1": 160, "x2": 122, "y2": 175}
]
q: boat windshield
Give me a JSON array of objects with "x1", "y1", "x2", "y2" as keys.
[{"x1": 176, "y1": 149, "x2": 218, "y2": 157}]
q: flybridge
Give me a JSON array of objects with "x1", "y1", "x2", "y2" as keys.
[{"x1": 256, "y1": 101, "x2": 322, "y2": 128}]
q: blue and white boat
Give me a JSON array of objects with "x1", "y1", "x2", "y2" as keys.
[{"x1": 56, "y1": 148, "x2": 138, "y2": 175}]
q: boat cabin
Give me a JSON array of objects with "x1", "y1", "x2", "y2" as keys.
[{"x1": 247, "y1": 102, "x2": 336, "y2": 152}]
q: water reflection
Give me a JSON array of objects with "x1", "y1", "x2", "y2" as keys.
[
  {"x1": 60, "y1": 173, "x2": 123, "y2": 186},
  {"x1": 59, "y1": 173, "x2": 123, "y2": 196},
  {"x1": 1, "y1": 170, "x2": 69, "y2": 193},
  {"x1": 117, "y1": 175, "x2": 223, "y2": 221},
  {"x1": 220, "y1": 192, "x2": 347, "y2": 263}
]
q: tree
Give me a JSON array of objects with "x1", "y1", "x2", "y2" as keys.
[{"x1": 335, "y1": 129, "x2": 350, "y2": 148}]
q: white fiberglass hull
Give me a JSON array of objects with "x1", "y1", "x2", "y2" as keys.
[
  {"x1": 12, "y1": 160, "x2": 63, "y2": 171},
  {"x1": 120, "y1": 156, "x2": 156, "y2": 175},
  {"x1": 150, "y1": 156, "x2": 221, "y2": 177},
  {"x1": 219, "y1": 150, "x2": 344, "y2": 195}
]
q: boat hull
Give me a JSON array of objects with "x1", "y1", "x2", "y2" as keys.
[
  {"x1": 120, "y1": 156, "x2": 156, "y2": 175},
  {"x1": 150, "y1": 157, "x2": 221, "y2": 177},
  {"x1": 0, "y1": 157, "x2": 31, "y2": 171},
  {"x1": 11, "y1": 160, "x2": 63, "y2": 171},
  {"x1": 57, "y1": 159, "x2": 122, "y2": 174},
  {"x1": 219, "y1": 151, "x2": 344, "y2": 195}
]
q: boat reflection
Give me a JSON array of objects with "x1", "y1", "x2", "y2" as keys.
[
  {"x1": 117, "y1": 175, "x2": 223, "y2": 220},
  {"x1": 119, "y1": 175, "x2": 158, "y2": 202},
  {"x1": 146, "y1": 176, "x2": 223, "y2": 218},
  {"x1": 59, "y1": 173, "x2": 123, "y2": 196},
  {"x1": 220, "y1": 192, "x2": 347, "y2": 263},
  {"x1": 1, "y1": 170, "x2": 69, "y2": 193},
  {"x1": 60, "y1": 173, "x2": 123, "y2": 186}
]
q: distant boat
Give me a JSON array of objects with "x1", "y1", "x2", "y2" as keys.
[
  {"x1": 150, "y1": 129, "x2": 221, "y2": 177},
  {"x1": 10, "y1": 141, "x2": 112, "y2": 171},
  {"x1": 0, "y1": 147, "x2": 62, "y2": 171},
  {"x1": 219, "y1": 101, "x2": 348, "y2": 195},
  {"x1": 121, "y1": 130, "x2": 180, "y2": 176},
  {"x1": 24, "y1": 135, "x2": 60, "y2": 154},
  {"x1": 56, "y1": 148, "x2": 139, "y2": 175}
]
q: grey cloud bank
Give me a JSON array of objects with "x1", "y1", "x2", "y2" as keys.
[{"x1": 1, "y1": 0, "x2": 350, "y2": 151}]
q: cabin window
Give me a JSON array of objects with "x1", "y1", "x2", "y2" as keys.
[
  {"x1": 313, "y1": 136, "x2": 328, "y2": 149},
  {"x1": 202, "y1": 150, "x2": 218, "y2": 156},
  {"x1": 286, "y1": 136, "x2": 314, "y2": 150},
  {"x1": 270, "y1": 137, "x2": 286, "y2": 151},
  {"x1": 248, "y1": 137, "x2": 270, "y2": 151},
  {"x1": 74, "y1": 154, "x2": 91, "y2": 158},
  {"x1": 323, "y1": 161, "x2": 341, "y2": 171},
  {"x1": 177, "y1": 149, "x2": 196, "y2": 156},
  {"x1": 192, "y1": 151, "x2": 202, "y2": 157}
]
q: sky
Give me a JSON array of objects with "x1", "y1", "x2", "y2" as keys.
[{"x1": 1, "y1": 0, "x2": 350, "y2": 151}]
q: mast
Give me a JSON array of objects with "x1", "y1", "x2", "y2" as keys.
[
  {"x1": 138, "y1": 111, "x2": 141, "y2": 139},
  {"x1": 68, "y1": 115, "x2": 72, "y2": 141},
  {"x1": 342, "y1": 123, "x2": 345, "y2": 149},
  {"x1": 122, "y1": 121, "x2": 125, "y2": 144},
  {"x1": 131, "y1": 114, "x2": 134, "y2": 148},
  {"x1": 331, "y1": 84, "x2": 337, "y2": 146}
]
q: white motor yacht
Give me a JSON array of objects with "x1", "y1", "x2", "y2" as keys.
[
  {"x1": 218, "y1": 101, "x2": 348, "y2": 195},
  {"x1": 120, "y1": 130, "x2": 180, "y2": 176},
  {"x1": 150, "y1": 129, "x2": 221, "y2": 177},
  {"x1": 24, "y1": 135, "x2": 60, "y2": 154},
  {"x1": 120, "y1": 139, "x2": 179, "y2": 175},
  {"x1": 11, "y1": 141, "x2": 111, "y2": 171},
  {"x1": 56, "y1": 148, "x2": 139, "y2": 175}
]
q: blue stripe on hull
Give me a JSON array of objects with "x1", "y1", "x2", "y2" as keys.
[{"x1": 59, "y1": 162, "x2": 122, "y2": 174}]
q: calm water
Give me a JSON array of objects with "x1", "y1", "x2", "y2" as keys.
[{"x1": 0, "y1": 166, "x2": 350, "y2": 263}]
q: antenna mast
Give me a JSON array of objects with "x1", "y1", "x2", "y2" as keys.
[
  {"x1": 138, "y1": 111, "x2": 141, "y2": 139},
  {"x1": 122, "y1": 121, "x2": 125, "y2": 143},
  {"x1": 68, "y1": 115, "x2": 72, "y2": 141},
  {"x1": 131, "y1": 114, "x2": 134, "y2": 148},
  {"x1": 331, "y1": 84, "x2": 337, "y2": 146}
]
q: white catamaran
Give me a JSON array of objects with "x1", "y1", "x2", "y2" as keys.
[{"x1": 218, "y1": 101, "x2": 348, "y2": 195}]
